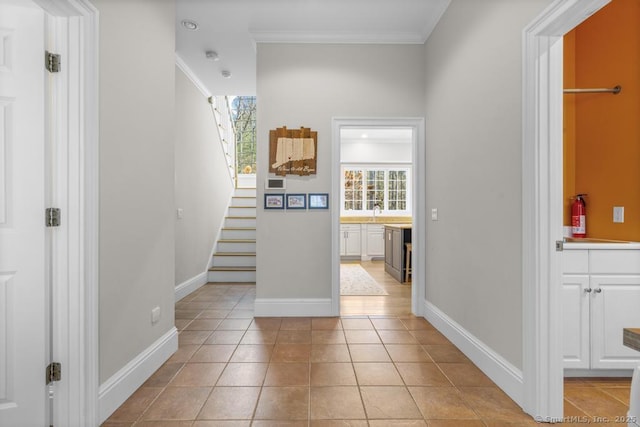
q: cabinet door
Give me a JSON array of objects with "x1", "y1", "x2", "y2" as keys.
[
  {"x1": 366, "y1": 226, "x2": 385, "y2": 257},
  {"x1": 340, "y1": 225, "x2": 361, "y2": 257},
  {"x1": 339, "y1": 230, "x2": 346, "y2": 256},
  {"x1": 562, "y1": 275, "x2": 590, "y2": 369},
  {"x1": 590, "y1": 275, "x2": 640, "y2": 369},
  {"x1": 344, "y1": 227, "x2": 361, "y2": 256}
]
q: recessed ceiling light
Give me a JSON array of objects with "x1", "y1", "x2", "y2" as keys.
[
  {"x1": 361, "y1": 134, "x2": 368, "y2": 138},
  {"x1": 181, "y1": 20, "x2": 198, "y2": 31},
  {"x1": 221, "y1": 70, "x2": 232, "y2": 79},
  {"x1": 205, "y1": 51, "x2": 219, "y2": 61}
]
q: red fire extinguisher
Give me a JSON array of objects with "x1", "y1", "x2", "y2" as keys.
[{"x1": 571, "y1": 194, "x2": 587, "y2": 238}]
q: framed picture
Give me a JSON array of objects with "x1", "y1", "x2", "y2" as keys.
[
  {"x1": 264, "y1": 193, "x2": 285, "y2": 209},
  {"x1": 286, "y1": 193, "x2": 307, "y2": 210},
  {"x1": 308, "y1": 193, "x2": 329, "y2": 209}
]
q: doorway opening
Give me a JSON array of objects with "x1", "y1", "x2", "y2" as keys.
[
  {"x1": 331, "y1": 118, "x2": 426, "y2": 317},
  {"x1": 522, "y1": 0, "x2": 612, "y2": 418},
  {"x1": 339, "y1": 127, "x2": 413, "y2": 316}
]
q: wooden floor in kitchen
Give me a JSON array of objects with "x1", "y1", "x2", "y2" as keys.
[{"x1": 340, "y1": 260, "x2": 412, "y2": 317}]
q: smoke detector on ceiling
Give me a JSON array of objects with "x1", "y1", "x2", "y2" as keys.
[{"x1": 181, "y1": 20, "x2": 198, "y2": 31}]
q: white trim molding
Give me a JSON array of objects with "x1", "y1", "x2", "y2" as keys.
[
  {"x1": 250, "y1": 30, "x2": 426, "y2": 45},
  {"x1": 175, "y1": 54, "x2": 211, "y2": 99},
  {"x1": 32, "y1": 1, "x2": 100, "y2": 426},
  {"x1": 175, "y1": 272, "x2": 208, "y2": 302},
  {"x1": 98, "y1": 328, "x2": 178, "y2": 424},
  {"x1": 424, "y1": 301, "x2": 524, "y2": 405},
  {"x1": 254, "y1": 298, "x2": 333, "y2": 317},
  {"x1": 331, "y1": 118, "x2": 426, "y2": 317},
  {"x1": 521, "y1": 0, "x2": 610, "y2": 420}
]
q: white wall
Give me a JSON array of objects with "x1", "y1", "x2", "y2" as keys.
[
  {"x1": 341, "y1": 141, "x2": 412, "y2": 163},
  {"x1": 256, "y1": 44, "x2": 425, "y2": 304},
  {"x1": 174, "y1": 66, "x2": 234, "y2": 286},
  {"x1": 424, "y1": 0, "x2": 550, "y2": 370},
  {"x1": 94, "y1": 0, "x2": 176, "y2": 382}
]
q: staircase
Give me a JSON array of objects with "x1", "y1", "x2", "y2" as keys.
[{"x1": 208, "y1": 187, "x2": 257, "y2": 283}]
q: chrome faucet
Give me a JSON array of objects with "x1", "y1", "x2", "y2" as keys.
[{"x1": 372, "y1": 204, "x2": 381, "y2": 221}]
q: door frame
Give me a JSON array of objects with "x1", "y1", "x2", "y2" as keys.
[
  {"x1": 331, "y1": 117, "x2": 426, "y2": 316},
  {"x1": 34, "y1": 0, "x2": 99, "y2": 425},
  {"x1": 521, "y1": 0, "x2": 610, "y2": 419}
]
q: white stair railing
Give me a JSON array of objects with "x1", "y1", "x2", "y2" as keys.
[{"x1": 208, "y1": 96, "x2": 236, "y2": 186}]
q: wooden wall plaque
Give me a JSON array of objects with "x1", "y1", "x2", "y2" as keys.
[{"x1": 269, "y1": 126, "x2": 317, "y2": 176}]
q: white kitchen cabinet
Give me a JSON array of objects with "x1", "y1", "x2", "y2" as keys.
[
  {"x1": 364, "y1": 224, "x2": 385, "y2": 258},
  {"x1": 562, "y1": 247, "x2": 640, "y2": 371},
  {"x1": 340, "y1": 224, "x2": 361, "y2": 257}
]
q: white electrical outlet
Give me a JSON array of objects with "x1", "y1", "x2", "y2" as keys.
[
  {"x1": 177, "y1": 208, "x2": 184, "y2": 219},
  {"x1": 431, "y1": 208, "x2": 438, "y2": 221},
  {"x1": 613, "y1": 206, "x2": 624, "y2": 223},
  {"x1": 151, "y1": 306, "x2": 161, "y2": 324}
]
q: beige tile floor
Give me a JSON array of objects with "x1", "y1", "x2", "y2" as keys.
[{"x1": 102, "y1": 261, "x2": 632, "y2": 426}]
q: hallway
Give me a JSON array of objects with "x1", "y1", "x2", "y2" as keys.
[{"x1": 102, "y1": 276, "x2": 631, "y2": 426}]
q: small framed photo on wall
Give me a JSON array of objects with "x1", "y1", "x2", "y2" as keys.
[
  {"x1": 264, "y1": 193, "x2": 285, "y2": 209},
  {"x1": 286, "y1": 194, "x2": 307, "y2": 210},
  {"x1": 308, "y1": 193, "x2": 329, "y2": 209}
]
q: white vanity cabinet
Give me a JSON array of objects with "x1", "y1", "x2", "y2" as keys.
[
  {"x1": 562, "y1": 272, "x2": 590, "y2": 369},
  {"x1": 563, "y1": 247, "x2": 640, "y2": 371},
  {"x1": 589, "y1": 274, "x2": 640, "y2": 369},
  {"x1": 340, "y1": 224, "x2": 361, "y2": 257}
]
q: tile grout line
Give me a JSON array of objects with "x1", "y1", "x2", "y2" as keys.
[
  {"x1": 108, "y1": 281, "x2": 631, "y2": 426},
  {"x1": 346, "y1": 328, "x2": 370, "y2": 422}
]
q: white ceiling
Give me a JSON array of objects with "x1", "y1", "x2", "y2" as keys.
[{"x1": 175, "y1": 0, "x2": 451, "y2": 96}]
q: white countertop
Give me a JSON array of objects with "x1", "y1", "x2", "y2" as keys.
[
  {"x1": 383, "y1": 224, "x2": 412, "y2": 230},
  {"x1": 564, "y1": 238, "x2": 640, "y2": 250}
]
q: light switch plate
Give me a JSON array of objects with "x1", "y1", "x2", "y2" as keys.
[
  {"x1": 613, "y1": 206, "x2": 624, "y2": 223},
  {"x1": 151, "y1": 306, "x2": 161, "y2": 324}
]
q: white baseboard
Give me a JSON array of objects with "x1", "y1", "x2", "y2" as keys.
[
  {"x1": 175, "y1": 271, "x2": 208, "y2": 302},
  {"x1": 98, "y1": 327, "x2": 178, "y2": 424},
  {"x1": 254, "y1": 298, "x2": 333, "y2": 317},
  {"x1": 565, "y1": 369, "x2": 633, "y2": 378},
  {"x1": 423, "y1": 300, "x2": 524, "y2": 407}
]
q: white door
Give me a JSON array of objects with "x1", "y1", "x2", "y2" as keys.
[{"x1": 0, "y1": 2, "x2": 48, "y2": 426}]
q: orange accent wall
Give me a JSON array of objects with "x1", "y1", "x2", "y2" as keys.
[
  {"x1": 563, "y1": 30, "x2": 576, "y2": 227},
  {"x1": 564, "y1": 0, "x2": 640, "y2": 240}
]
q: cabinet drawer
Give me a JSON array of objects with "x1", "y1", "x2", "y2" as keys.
[
  {"x1": 366, "y1": 224, "x2": 385, "y2": 232},
  {"x1": 563, "y1": 250, "x2": 588, "y2": 274},
  {"x1": 590, "y1": 250, "x2": 640, "y2": 274},
  {"x1": 340, "y1": 224, "x2": 361, "y2": 232}
]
